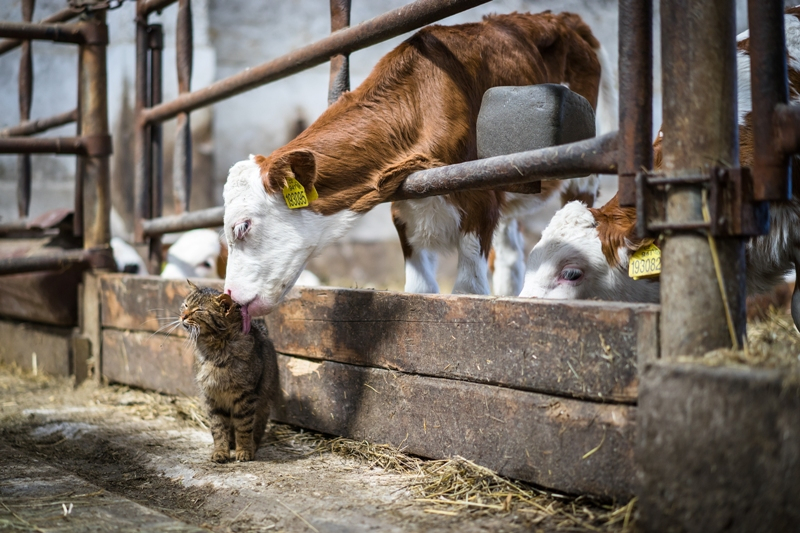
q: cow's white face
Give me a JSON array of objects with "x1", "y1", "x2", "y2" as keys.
[
  {"x1": 222, "y1": 157, "x2": 358, "y2": 323},
  {"x1": 520, "y1": 201, "x2": 620, "y2": 300}
]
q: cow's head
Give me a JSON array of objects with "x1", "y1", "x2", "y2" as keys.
[
  {"x1": 519, "y1": 200, "x2": 660, "y2": 303},
  {"x1": 223, "y1": 153, "x2": 357, "y2": 324}
]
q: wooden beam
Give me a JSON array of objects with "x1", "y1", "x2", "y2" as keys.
[
  {"x1": 0, "y1": 265, "x2": 88, "y2": 326},
  {"x1": 99, "y1": 275, "x2": 659, "y2": 403},
  {"x1": 100, "y1": 330, "x2": 635, "y2": 498},
  {"x1": 0, "y1": 319, "x2": 74, "y2": 376}
]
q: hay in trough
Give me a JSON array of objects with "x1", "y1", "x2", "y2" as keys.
[{"x1": 679, "y1": 309, "x2": 800, "y2": 374}]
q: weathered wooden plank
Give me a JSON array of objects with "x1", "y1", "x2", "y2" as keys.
[
  {"x1": 98, "y1": 275, "x2": 658, "y2": 402},
  {"x1": 101, "y1": 329, "x2": 197, "y2": 396},
  {"x1": 0, "y1": 266, "x2": 88, "y2": 326},
  {"x1": 0, "y1": 319, "x2": 74, "y2": 376},
  {"x1": 99, "y1": 330, "x2": 635, "y2": 498}
]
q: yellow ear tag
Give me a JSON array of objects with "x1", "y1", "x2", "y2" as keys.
[
  {"x1": 628, "y1": 243, "x2": 661, "y2": 280},
  {"x1": 282, "y1": 176, "x2": 317, "y2": 209}
]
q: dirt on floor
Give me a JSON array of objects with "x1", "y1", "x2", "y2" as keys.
[{"x1": 0, "y1": 365, "x2": 636, "y2": 533}]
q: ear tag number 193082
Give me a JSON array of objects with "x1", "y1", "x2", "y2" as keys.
[
  {"x1": 282, "y1": 175, "x2": 318, "y2": 209},
  {"x1": 628, "y1": 243, "x2": 661, "y2": 280}
]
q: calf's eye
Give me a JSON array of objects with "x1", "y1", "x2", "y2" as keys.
[
  {"x1": 233, "y1": 220, "x2": 251, "y2": 240},
  {"x1": 560, "y1": 268, "x2": 583, "y2": 282}
]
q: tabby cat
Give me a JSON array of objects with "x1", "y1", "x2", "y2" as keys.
[{"x1": 180, "y1": 281, "x2": 277, "y2": 463}]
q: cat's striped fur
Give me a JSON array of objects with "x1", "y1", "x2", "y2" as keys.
[{"x1": 181, "y1": 282, "x2": 277, "y2": 463}]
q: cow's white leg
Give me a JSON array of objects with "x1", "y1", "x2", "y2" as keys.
[
  {"x1": 404, "y1": 248, "x2": 439, "y2": 293},
  {"x1": 492, "y1": 218, "x2": 525, "y2": 296},
  {"x1": 453, "y1": 233, "x2": 490, "y2": 295}
]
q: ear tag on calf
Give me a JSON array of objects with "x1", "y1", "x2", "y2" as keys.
[
  {"x1": 282, "y1": 174, "x2": 317, "y2": 209},
  {"x1": 628, "y1": 243, "x2": 661, "y2": 280}
]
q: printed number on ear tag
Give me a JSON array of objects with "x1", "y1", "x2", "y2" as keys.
[
  {"x1": 283, "y1": 177, "x2": 314, "y2": 209},
  {"x1": 628, "y1": 243, "x2": 661, "y2": 280}
]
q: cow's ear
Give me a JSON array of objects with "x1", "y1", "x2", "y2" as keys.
[{"x1": 261, "y1": 150, "x2": 317, "y2": 195}]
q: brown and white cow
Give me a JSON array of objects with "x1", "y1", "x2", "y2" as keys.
[
  {"x1": 221, "y1": 11, "x2": 615, "y2": 324},
  {"x1": 520, "y1": 9, "x2": 800, "y2": 328}
]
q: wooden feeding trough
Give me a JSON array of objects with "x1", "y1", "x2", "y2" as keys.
[{"x1": 95, "y1": 273, "x2": 658, "y2": 499}]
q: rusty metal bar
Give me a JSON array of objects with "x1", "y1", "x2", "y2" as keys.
[
  {"x1": 0, "y1": 109, "x2": 78, "y2": 137},
  {"x1": 149, "y1": 24, "x2": 165, "y2": 273},
  {"x1": 17, "y1": 0, "x2": 34, "y2": 219},
  {"x1": 142, "y1": 206, "x2": 224, "y2": 237},
  {"x1": 775, "y1": 103, "x2": 800, "y2": 156},
  {"x1": 77, "y1": 10, "x2": 111, "y2": 250},
  {"x1": 0, "y1": 136, "x2": 105, "y2": 154},
  {"x1": 393, "y1": 133, "x2": 618, "y2": 200},
  {"x1": 328, "y1": 0, "x2": 351, "y2": 105},
  {"x1": 142, "y1": 0, "x2": 491, "y2": 124},
  {"x1": 748, "y1": 0, "x2": 790, "y2": 200},
  {"x1": 140, "y1": 134, "x2": 618, "y2": 237},
  {"x1": 173, "y1": 0, "x2": 193, "y2": 213},
  {"x1": 140, "y1": 0, "x2": 178, "y2": 16},
  {"x1": 618, "y1": 0, "x2": 653, "y2": 207},
  {"x1": 0, "y1": 249, "x2": 93, "y2": 276},
  {"x1": 658, "y1": 0, "x2": 745, "y2": 355},
  {"x1": 0, "y1": 6, "x2": 79, "y2": 56},
  {"x1": 0, "y1": 21, "x2": 107, "y2": 45},
  {"x1": 133, "y1": 8, "x2": 152, "y2": 245}
]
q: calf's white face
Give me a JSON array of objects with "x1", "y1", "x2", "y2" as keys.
[
  {"x1": 222, "y1": 157, "x2": 358, "y2": 320},
  {"x1": 519, "y1": 201, "x2": 660, "y2": 303}
]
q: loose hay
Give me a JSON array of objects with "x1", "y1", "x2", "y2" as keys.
[{"x1": 90, "y1": 383, "x2": 636, "y2": 531}]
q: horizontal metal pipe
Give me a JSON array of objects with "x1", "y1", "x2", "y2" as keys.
[
  {"x1": 141, "y1": 133, "x2": 618, "y2": 236},
  {"x1": 141, "y1": 0, "x2": 178, "y2": 15},
  {"x1": 0, "y1": 6, "x2": 78, "y2": 56},
  {"x1": 391, "y1": 132, "x2": 619, "y2": 200},
  {"x1": 0, "y1": 249, "x2": 92, "y2": 276},
  {"x1": 0, "y1": 21, "x2": 104, "y2": 45},
  {"x1": 0, "y1": 136, "x2": 99, "y2": 155},
  {"x1": 142, "y1": 206, "x2": 224, "y2": 236},
  {"x1": 0, "y1": 109, "x2": 78, "y2": 137},
  {"x1": 142, "y1": 0, "x2": 490, "y2": 124}
]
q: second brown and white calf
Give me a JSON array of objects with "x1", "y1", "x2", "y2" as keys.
[
  {"x1": 222, "y1": 11, "x2": 615, "y2": 321},
  {"x1": 520, "y1": 10, "x2": 800, "y2": 327}
]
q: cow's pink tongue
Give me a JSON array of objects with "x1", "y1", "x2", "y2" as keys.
[{"x1": 241, "y1": 305, "x2": 251, "y2": 335}]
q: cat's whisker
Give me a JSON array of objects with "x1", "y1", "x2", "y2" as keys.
[{"x1": 148, "y1": 320, "x2": 183, "y2": 342}]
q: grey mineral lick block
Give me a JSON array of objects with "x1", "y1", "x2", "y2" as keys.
[{"x1": 476, "y1": 84, "x2": 596, "y2": 159}]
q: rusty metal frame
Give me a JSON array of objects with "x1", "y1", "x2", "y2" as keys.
[{"x1": 0, "y1": 2, "x2": 112, "y2": 277}]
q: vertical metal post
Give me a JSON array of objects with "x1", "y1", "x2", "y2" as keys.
[
  {"x1": 148, "y1": 24, "x2": 164, "y2": 273},
  {"x1": 78, "y1": 9, "x2": 111, "y2": 250},
  {"x1": 173, "y1": 0, "x2": 193, "y2": 213},
  {"x1": 328, "y1": 0, "x2": 351, "y2": 105},
  {"x1": 618, "y1": 0, "x2": 652, "y2": 207},
  {"x1": 133, "y1": 5, "x2": 151, "y2": 247},
  {"x1": 659, "y1": 0, "x2": 746, "y2": 355},
  {"x1": 17, "y1": 0, "x2": 34, "y2": 218},
  {"x1": 748, "y1": 0, "x2": 790, "y2": 201}
]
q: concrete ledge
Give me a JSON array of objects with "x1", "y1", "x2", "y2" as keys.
[{"x1": 637, "y1": 361, "x2": 800, "y2": 532}]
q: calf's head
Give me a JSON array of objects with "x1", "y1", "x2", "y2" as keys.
[
  {"x1": 519, "y1": 199, "x2": 660, "y2": 303},
  {"x1": 222, "y1": 152, "x2": 356, "y2": 320}
]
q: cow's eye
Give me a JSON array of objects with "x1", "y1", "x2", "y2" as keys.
[
  {"x1": 233, "y1": 220, "x2": 251, "y2": 240},
  {"x1": 560, "y1": 267, "x2": 583, "y2": 282}
]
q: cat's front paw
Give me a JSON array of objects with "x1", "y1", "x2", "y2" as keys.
[
  {"x1": 234, "y1": 448, "x2": 255, "y2": 462},
  {"x1": 211, "y1": 449, "x2": 230, "y2": 463}
]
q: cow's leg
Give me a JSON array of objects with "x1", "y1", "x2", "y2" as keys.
[
  {"x1": 392, "y1": 203, "x2": 440, "y2": 294},
  {"x1": 453, "y1": 232, "x2": 490, "y2": 295},
  {"x1": 491, "y1": 218, "x2": 525, "y2": 296}
]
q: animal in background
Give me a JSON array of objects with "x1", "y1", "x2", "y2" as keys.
[
  {"x1": 180, "y1": 282, "x2": 277, "y2": 463},
  {"x1": 162, "y1": 229, "x2": 222, "y2": 279},
  {"x1": 222, "y1": 11, "x2": 614, "y2": 318},
  {"x1": 519, "y1": 10, "x2": 800, "y2": 329}
]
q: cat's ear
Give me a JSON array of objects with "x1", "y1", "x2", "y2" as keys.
[
  {"x1": 187, "y1": 279, "x2": 199, "y2": 290},
  {"x1": 215, "y1": 292, "x2": 234, "y2": 314}
]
